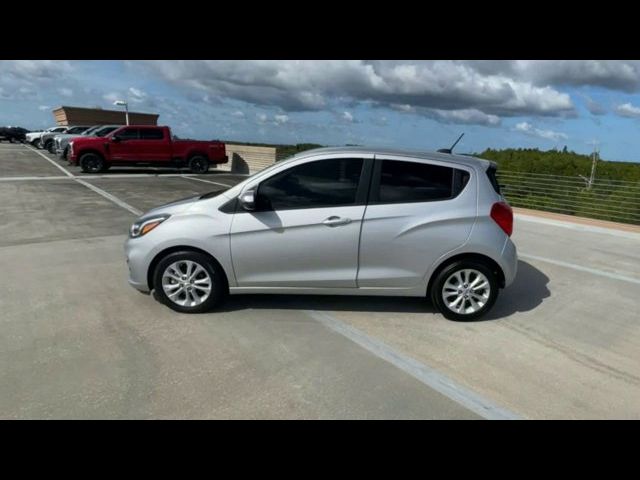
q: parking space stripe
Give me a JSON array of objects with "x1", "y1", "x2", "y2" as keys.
[
  {"x1": 519, "y1": 252, "x2": 640, "y2": 285},
  {"x1": 307, "y1": 310, "x2": 521, "y2": 420},
  {"x1": 23, "y1": 144, "x2": 74, "y2": 177},
  {"x1": 22, "y1": 144, "x2": 142, "y2": 216},
  {"x1": 181, "y1": 176, "x2": 233, "y2": 188}
]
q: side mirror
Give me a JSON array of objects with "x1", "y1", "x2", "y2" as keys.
[
  {"x1": 112, "y1": 135, "x2": 121, "y2": 143},
  {"x1": 239, "y1": 190, "x2": 256, "y2": 211}
]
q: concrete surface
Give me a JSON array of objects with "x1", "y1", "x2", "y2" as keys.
[{"x1": 1, "y1": 143, "x2": 639, "y2": 419}]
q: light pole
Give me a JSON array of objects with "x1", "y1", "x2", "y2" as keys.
[{"x1": 113, "y1": 100, "x2": 129, "y2": 125}]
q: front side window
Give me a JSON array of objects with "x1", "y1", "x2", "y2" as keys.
[
  {"x1": 258, "y1": 158, "x2": 364, "y2": 210},
  {"x1": 373, "y1": 160, "x2": 460, "y2": 204},
  {"x1": 116, "y1": 128, "x2": 140, "y2": 140},
  {"x1": 139, "y1": 128, "x2": 164, "y2": 140}
]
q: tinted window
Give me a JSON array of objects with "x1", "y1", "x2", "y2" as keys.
[
  {"x1": 140, "y1": 128, "x2": 164, "y2": 140},
  {"x1": 117, "y1": 128, "x2": 139, "y2": 140},
  {"x1": 486, "y1": 165, "x2": 501, "y2": 195},
  {"x1": 95, "y1": 127, "x2": 118, "y2": 137},
  {"x1": 375, "y1": 160, "x2": 456, "y2": 203},
  {"x1": 258, "y1": 158, "x2": 364, "y2": 210}
]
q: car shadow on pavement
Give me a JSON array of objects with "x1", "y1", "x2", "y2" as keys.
[
  {"x1": 219, "y1": 260, "x2": 551, "y2": 320},
  {"x1": 481, "y1": 260, "x2": 551, "y2": 321}
]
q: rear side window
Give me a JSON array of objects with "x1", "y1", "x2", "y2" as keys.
[
  {"x1": 372, "y1": 160, "x2": 467, "y2": 204},
  {"x1": 486, "y1": 165, "x2": 501, "y2": 195},
  {"x1": 117, "y1": 128, "x2": 140, "y2": 140},
  {"x1": 140, "y1": 128, "x2": 164, "y2": 140}
]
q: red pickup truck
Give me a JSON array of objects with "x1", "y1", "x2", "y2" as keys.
[{"x1": 68, "y1": 125, "x2": 228, "y2": 173}]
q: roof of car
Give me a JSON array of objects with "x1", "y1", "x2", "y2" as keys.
[{"x1": 291, "y1": 146, "x2": 492, "y2": 170}]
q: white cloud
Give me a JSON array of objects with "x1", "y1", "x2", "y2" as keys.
[
  {"x1": 614, "y1": 102, "x2": 640, "y2": 118},
  {"x1": 128, "y1": 87, "x2": 147, "y2": 103},
  {"x1": 256, "y1": 113, "x2": 268, "y2": 123},
  {"x1": 232, "y1": 110, "x2": 245, "y2": 118},
  {"x1": 432, "y1": 108, "x2": 500, "y2": 126},
  {"x1": 342, "y1": 111, "x2": 354, "y2": 123},
  {"x1": 514, "y1": 121, "x2": 568, "y2": 141},
  {"x1": 140, "y1": 60, "x2": 576, "y2": 122},
  {"x1": 58, "y1": 87, "x2": 73, "y2": 97},
  {"x1": 103, "y1": 92, "x2": 121, "y2": 104},
  {"x1": 38, "y1": 105, "x2": 50, "y2": 111},
  {"x1": 274, "y1": 114, "x2": 289, "y2": 125}
]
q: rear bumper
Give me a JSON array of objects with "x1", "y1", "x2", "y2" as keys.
[{"x1": 500, "y1": 238, "x2": 518, "y2": 287}]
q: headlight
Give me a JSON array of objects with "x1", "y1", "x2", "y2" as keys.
[{"x1": 129, "y1": 214, "x2": 170, "y2": 238}]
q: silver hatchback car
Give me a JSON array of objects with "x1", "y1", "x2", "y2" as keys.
[{"x1": 125, "y1": 147, "x2": 517, "y2": 321}]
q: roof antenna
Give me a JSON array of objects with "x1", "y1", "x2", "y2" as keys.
[{"x1": 438, "y1": 133, "x2": 464, "y2": 154}]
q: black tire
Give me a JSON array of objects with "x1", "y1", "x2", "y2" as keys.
[
  {"x1": 153, "y1": 251, "x2": 226, "y2": 314},
  {"x1": 79, "y1": 152, "x2": 105, "y2": 173},
  {"x1": 33, "y1": 139, "x2": 41, "y2": 148},
  {"x1": 430, "y1": 259, "x2": 499, "y2": 321},
  {"x1": 45, "y1": 140, "x2": 55, "y2": 153},
  {"x1": 188, "y1": 156, "x2": 209, "y2": 174},
  {"x1": 61, "y1": 146, "x2": 69, "y2": 160}
]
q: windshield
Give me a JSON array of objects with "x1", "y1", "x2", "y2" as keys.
[{"x1": 82, "y1": 126, "x2": 101, "y2": 136}]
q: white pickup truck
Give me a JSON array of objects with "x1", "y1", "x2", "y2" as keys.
[{"x1": 25, "y1": 126, "x2": 68, "y2": 148}]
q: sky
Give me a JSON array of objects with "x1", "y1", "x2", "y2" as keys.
[{"x1": 2, "y1": 60, "x2": 640, "y2": 162}]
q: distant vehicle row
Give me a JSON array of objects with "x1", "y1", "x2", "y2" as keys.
[{"x1": 25, "y1": 124, "x2": 228, "y2": 173}]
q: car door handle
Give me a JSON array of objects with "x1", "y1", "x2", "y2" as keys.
[{"x1": 322, "y1": 216, "x2": 352, "y2": 227}]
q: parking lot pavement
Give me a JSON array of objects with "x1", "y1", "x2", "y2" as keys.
[{"x1": 1, "y1": 143, "x2": 639, "y2": 419}]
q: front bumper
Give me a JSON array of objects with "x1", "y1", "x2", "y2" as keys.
[{"x1": 125, "y1": 236, "x2": 152, "y2": 293}]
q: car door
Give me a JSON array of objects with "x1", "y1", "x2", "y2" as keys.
[
  {"x1": 138, "y1": 127, "x2": 172, "y2": 162},
  {"x1": 230, "y1": 155, "x2": 373, "y2": 288},
  {"x1": 108, "y1": 127, "x2": 140, "y2": 162},
  {"x1": 357, "y1": 156, "x2": 476, "y2": 288}
]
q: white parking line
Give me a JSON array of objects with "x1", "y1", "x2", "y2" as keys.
[
  {"x1": 24, "y1": 144, "x2": 73, "y2": 177},
  {"x1": 0, "y1": 176, "x2": 73, "y2": 181},
  {"x1": 181, "y1": 176, "x2": 233, "y2": 188},
  {"x1": 519, "y1": 253, "x2": 640, "y2": 285},
  {"x1": 22, "y1": 144, "x2": 141, "y2": 216},
  {"x1": 517, "y1": 214, "x2": 640, "y2": 240},
  {"x1": 307, "y1": 310, "x2": 521, "y2": 420}
]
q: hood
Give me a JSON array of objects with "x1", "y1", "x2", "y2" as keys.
[
  {"x1": 139, "y1": 188, "x2": 230, "y2": 218},
  {"x1": 56, "y1": 133, "x2": 83, "y2": 141}
]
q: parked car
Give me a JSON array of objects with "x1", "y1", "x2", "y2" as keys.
[
  {"x1": 68, "y1": 125, "x2": 228, "y2": 173},
  {"x1": 124, "y1": 147, "x2": 517, "y2": 321},
  {"x1": 26, "y1": 126, "x2": 67, "y2": 148},
  {"x1": 42, "y1": 125, "x2": 90, "y2": 153},
  {"x1": 54, "y1": 124, "x2": 120, "y2": 160},
  {"x1": 0, "y1": 126, "x2": 29, "y2": 143}
]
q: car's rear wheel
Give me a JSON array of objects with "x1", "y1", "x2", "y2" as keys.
[
  {"x1": 188, "y1": 156, "x2": 209, "y2": 174},
  {"x1": 153, "y1": 251, "x2": 226, "y2": 313},
  {"x1": 79, "y1": 153, "x2": 105, "y2": 173},
  {"x1": 431, "y1": 260, "x2": 499, "y2": 321},
  {"x1": 47, "y1": 141, "x2": 56, "y2": 153}
]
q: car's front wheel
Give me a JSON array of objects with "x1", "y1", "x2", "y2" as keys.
[
  {"x1": 431, "y1": 259, "x2": 499, "y2": 321},
  {"x1": 153, "y1": 251, "x2": 226, "y2": 313},
  {"x1": 79, "y1": 153, "x2": 105, "y2": 173}
]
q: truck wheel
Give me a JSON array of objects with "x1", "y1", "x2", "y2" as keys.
[
  {"x1": 33, "y1": 139, "x2": 41, "y2": 148},
  {"x1": 80, "y1": 153, "x2": 105, "y2": 173},
  {"x1": 188, "y1": 156, "x2": 209, "y2": 174},
  {"x1": 47, "y1": 141, "x2": 56, "y2": 153},
  {"x1": 61, "y1": 146, "x2": 69, "y2": 160}
]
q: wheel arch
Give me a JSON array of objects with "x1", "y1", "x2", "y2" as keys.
[
  {"x1": 426, "y1": 252, "x2": 505, "y2": 297},
  {"x1": 147, "y1": 245, "x2": 230, "y2": 293}
]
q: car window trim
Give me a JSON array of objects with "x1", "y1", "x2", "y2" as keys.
[
  {"x1": 368, "y1": 156, "x2": 472, "y2": 205},
  {"x1": 236, "y1": 157, "x2": 374, "y2": 213}
]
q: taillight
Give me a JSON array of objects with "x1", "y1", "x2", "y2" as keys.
[{"x1": 490, "y1": 201, "x2": 513, "y2": 237}]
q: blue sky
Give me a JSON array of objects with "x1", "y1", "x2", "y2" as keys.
[{"x1": 2, "y1": 60, "x2": 640, "y2": 162}]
